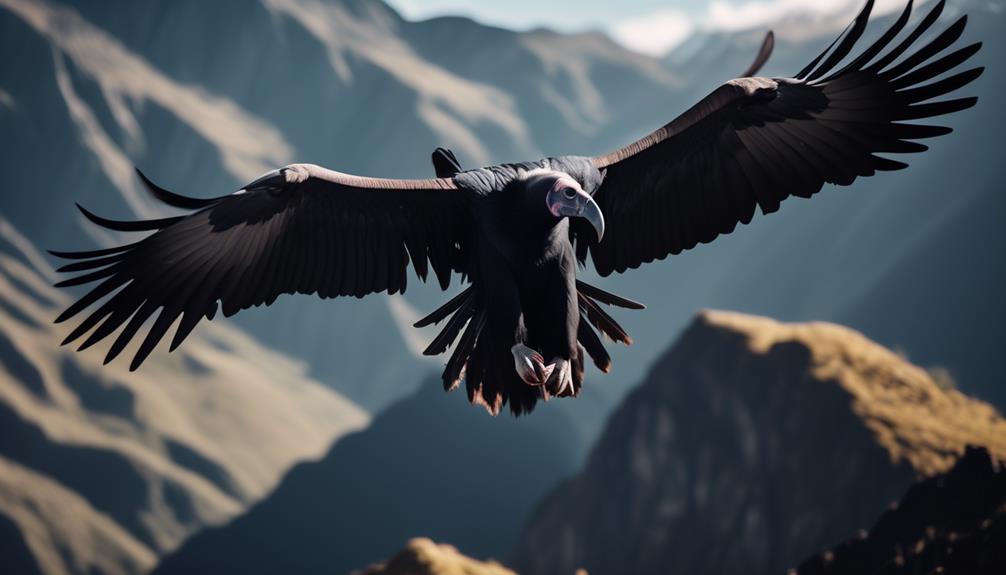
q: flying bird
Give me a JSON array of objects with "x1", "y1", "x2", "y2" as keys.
[{"x1": 52, "y1": 0, "x2": 982, "y2": 415}]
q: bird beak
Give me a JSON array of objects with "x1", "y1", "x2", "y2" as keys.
[{"x1": 547, "y1": 186, "x2": 605, "y2": 242}]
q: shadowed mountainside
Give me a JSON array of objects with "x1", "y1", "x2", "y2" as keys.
[
  {"x1": 512, "y1": 310, "x2": 1006, "y2": 575},
  {"x1": 152, "y1": 378, "x2": 582, "y2": 575},
  {"x1": 794, "y1": 446, "x2": 1005, "y2": 575},
  {"x1": 0, "y1": 218, "x2": 368, "y2": 574}
]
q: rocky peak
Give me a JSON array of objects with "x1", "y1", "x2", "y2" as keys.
[{"x1": 512, "y1": 310, "x2": 1006, "y2": 575}]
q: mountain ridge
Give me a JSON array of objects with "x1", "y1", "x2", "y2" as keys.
[
  {"x1": 0, "y1": 217, "x2": 368, "y2": 574},
  {"x1": 512, "y1": 309, "x2": 1006, "y2": 575}
]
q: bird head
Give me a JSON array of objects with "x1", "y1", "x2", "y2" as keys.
[{"x1": 529, "y1": 171, "x2": 605, "y2": 241}]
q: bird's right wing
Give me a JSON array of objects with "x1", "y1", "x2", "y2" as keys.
[
  {"x1": 52, "y1": 165, "x2": 470, "y2": 369},
  {"x1": 575, "y1": 0, "x2": 982, "y2": 276}
]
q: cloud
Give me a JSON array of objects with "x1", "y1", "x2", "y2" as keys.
[
  {"x1": 612, "y1": 0, "x2": 912, "y2": 57},
  {"x1": 611, "y1": 9, "x2": 695, "y2": 57}
]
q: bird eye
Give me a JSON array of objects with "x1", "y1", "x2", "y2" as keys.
[{"x1": 562, "y1": 187, "x2": 577, "y2": 200}]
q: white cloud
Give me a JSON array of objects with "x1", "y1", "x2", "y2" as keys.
[
  {"x1": 611, "y1": 9, "x2": 695, "y2": 56},
  {"x1": 612, "y1": 0, "x2": 913, "y2": 57},
  {"x1": 706, "y1": 0, "x2": 909, "y2": 31}
]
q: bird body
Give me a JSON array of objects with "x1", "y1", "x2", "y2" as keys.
[{"x1": 52, "y1": 0, "x2": 983, "y2": 415}]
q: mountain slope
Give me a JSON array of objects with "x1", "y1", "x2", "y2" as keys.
[
  {"x1": 794, "y1": 446, "x2": 1005, "y2": 574},
  {"x1": 512, "y1": 310, "x2": 1006, "y2": 575},
  {"x1": 0, "y1": 218, "x2": 368, "y2": 574},
  {"x1": 153, "y1": 379, "x2": 581, "y2": 575}
]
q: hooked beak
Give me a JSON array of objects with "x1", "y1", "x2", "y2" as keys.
[{"x1": 547, "y1": 185, "x2": 605, "y2": 242}]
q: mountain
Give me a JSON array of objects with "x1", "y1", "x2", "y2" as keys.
[
  {"x1": 794, "y1": 446, "x2": 1005, "y2": 575},
  {"x1": 357, "y1": 538, "x2": 516, "y2": 575},
  {"x1": 511, "y1": 310, "x2": 1006, "y2": 575},
  {"x1": 152, "y1": 378, "x2": 581, "y2": 575},
  {"x1": 0, "y1": 218, "x2": 368, "y2": 574}
]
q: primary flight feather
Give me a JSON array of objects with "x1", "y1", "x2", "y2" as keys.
[{"x1": 53, "y1": 0, "x2": 982, "y2": 415}]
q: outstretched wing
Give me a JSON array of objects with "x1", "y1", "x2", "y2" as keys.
[
  {"x1": 575, "y1": 0, "x2": 982, "y2": 276},
  {"x1": 52, "y1": 165, "x2": 469, "y2": 369}
]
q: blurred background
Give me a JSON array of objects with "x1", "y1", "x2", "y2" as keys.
[{"x1": 1, "y1": 0, "x2": 1004, "y2": 573}]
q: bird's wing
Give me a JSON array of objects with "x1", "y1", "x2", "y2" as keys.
[
  {"x1": 52, "y1": 166, "x2": 469, "y2": 369},
  {"x1": 575, "y1": 0, "x2": 982, "y2": 276},
  {"x1": 741, "y1": 31, "x2": 775, "y2": 78}
]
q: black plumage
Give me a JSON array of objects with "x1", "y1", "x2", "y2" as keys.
[{"x1": 53, "y1": 1, "x2": 982, "y2": 415}]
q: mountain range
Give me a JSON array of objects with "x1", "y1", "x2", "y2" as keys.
[{"x1": 0, "y1": 216, "x2": 367, "y2": 574}]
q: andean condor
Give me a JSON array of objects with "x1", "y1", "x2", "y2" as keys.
[{"x1": 52, "y1": 1, "x2": 983, "y2": 415}]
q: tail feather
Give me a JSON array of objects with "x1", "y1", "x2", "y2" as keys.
[
  {"x1": 575, "y1": 280, "x2": 645, "y2": 309},
  {"x1": 443, "y1": 309, "x2": 483, "y2": 392},
  {"x1": 577, "y1": 319, "x2": 611, "y2": 373},
  {"x1": 414, "y1": 285, "x2": 473, "y2": 328},
  {"x1": 422, "y1": 299, "x2": 475, "y2": 356},
  {"x1": 421, "y1": 279, "x2": 642, "y2": 415},
  {"x1": 578, "y1": 292, "x2": 633, "y2": 344}
]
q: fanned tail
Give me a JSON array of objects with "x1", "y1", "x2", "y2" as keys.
[{"x1": 416, "y1": 279, "x2": 643, "y2": 415}]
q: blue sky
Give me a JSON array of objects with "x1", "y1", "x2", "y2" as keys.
[{"x1": 384, "y1": 0, "x2": 907, "y2": 55}]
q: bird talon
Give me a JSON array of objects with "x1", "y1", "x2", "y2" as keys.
[
  {"x1": 512, "y1": 343, "x2": 551, "y2": 386},
  {"x1": 545, "y1": 357, "x2": 573, "y2": 397}
]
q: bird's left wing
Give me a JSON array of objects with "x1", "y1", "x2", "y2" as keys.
[
  {"x1": 575, "y1": 0, "x2": 982, "y2": 276},
  {"x1": 52, "y1": 165, "x2": 469, "y2": 370}
]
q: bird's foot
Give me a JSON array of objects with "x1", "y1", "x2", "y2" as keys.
[
  {"x1": 545, "y1": 357, "x2": 573, "y2": 398},
  {"x1": 511, "y1": 343, "x2": 554, "y2": 387}
]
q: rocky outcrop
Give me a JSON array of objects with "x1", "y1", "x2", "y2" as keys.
[
  {"x1": 512, "y1": 311, "x2": 1006, "y2": 575},
  {"x1": 357, "y1": 538, "x2": 516, "y2": 575},
  {"x1": 794, "y1": 446, "x2": 1005, "y2": 575}
]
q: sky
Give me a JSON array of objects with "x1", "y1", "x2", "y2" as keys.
[{"x1": 385, "y1": 0, "x2": 911, "y2": 55}]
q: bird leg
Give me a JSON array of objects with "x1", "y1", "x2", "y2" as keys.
[
  {"x1": 545, "y1": 357, "x2": 574, "y2": 397},
  {"x1": 511, "y1": 343, "x2": 554, "y2": 386}
]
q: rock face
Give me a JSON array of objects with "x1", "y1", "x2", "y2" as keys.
[
  {"x1": 153, "y1": 379, "x2": 581, "y2": 575},
  {"x1": 0, "y1": 219, "x2": 368, "y2": 574},
  {"x1": 793, "y1": 446, "x2": 1005, "y2": 575},
  {"x1": 357, "y1": 538, "x2": 516, "y2": 575},
  {"x1": 512, "y1": 311, "x2": 1006, "y2": 575}
]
